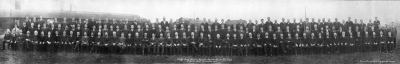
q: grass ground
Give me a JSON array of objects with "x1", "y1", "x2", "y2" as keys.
[{"x1": 0, "y1": 48, "x2": 399, "y2": 63}]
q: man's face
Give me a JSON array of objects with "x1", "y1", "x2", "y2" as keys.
[
  {"x1": 69, "y1": 31, "x2": 73, "y2": 35},
  {"x1": 311, "y1": 33, "x2": 315, "y2": 38},
  {"x1": 144, "y1": 33, "x2": 148, "y2": 38},
  {"x1": 286, "y1": 26, "x2": 290, "y2": 30},
  {"x1": 277, "y1": 27, "x2": 281, "y2": 31},
  {"x1": 183, "y1": 33, "x2": 186, "y2": 37},
  {"x1": 227, "y1": 34, "x2": 230, "y2": 38},
  {"x1": 269, "y1": 26, "x2": 272, "y2": 29},
  {"x1": 349, "y1": 27, "x2": 352, "y2": 30},
  {"x1": 334, "y1": 33, "x2": 337, "y2": 37},
  {"x1": 31, "y1": 23, "x2": 34, "y2": 27},
  {"x1": 249, "y1": 33, "x2": 252, "y2": 38},
  {"x1": 27, "y1": 32, "x2": 30, "y2": 35},
  {"x1": 175, "y1": 32, "x2": 178, "y2": 37},
  {"x1": 48, "y1": 32, "x2": 51, "y2": 36},
  {"x1": 97, "y1": 32, "x2": 101, "y2": 37},
  {"x1": 342, "y1": 32, "x2": 346, "y2": 37},
  {"x1": 166, "y1": 33, "x2": 170, "y2": 38}
]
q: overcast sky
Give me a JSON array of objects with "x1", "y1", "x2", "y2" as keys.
[{"x1": 0, "y1": 0, "x2": 399, "y2": 25}]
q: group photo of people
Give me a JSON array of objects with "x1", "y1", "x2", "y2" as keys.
[{"x1": 2, "y1": 16, "x2": 397, "y2": 56}]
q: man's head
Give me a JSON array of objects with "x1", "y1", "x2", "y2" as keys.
[{"x1": 217, "y1": 34, "x2": 220, "y2": 39}]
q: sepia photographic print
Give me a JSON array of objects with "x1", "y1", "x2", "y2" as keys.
[{"x1": 0, "y1": 0, "x2": 399, "y2": 63}]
